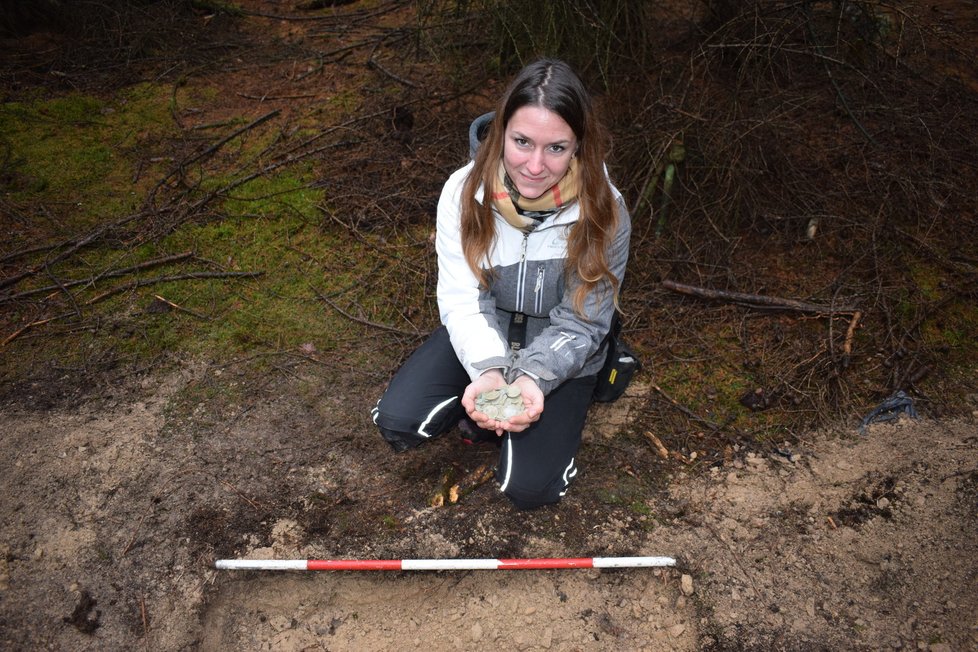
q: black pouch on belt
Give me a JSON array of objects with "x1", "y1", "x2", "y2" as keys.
[
  {"x1": 593, "y1": 314, "x2": 641, "y2": 403},
  {"x1": 507, "y1": 311, "x2": 527, "y2": 351}
]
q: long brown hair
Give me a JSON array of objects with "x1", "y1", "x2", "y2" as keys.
[{"x1": 460, "y1": 59, "x2": 619, "y2": 316}]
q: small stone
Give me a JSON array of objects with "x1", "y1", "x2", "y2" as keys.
[
  {"x1": 680, "y1": 574, "x2": 694, "y2": 596},
  {"x1": 470, "y1": 623, "x2": 483, "y2": 641},
  {"x1": 668, "y1": 624, "x2": 686, "y2": 638},
  {"x1": 541, "y1": 626, "x2": 553, "y2": 648},
  {"x1": 928, "y1": 644, "x2": 951, "y2": 652}
]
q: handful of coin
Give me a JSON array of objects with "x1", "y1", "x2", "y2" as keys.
[{"x1": 475, "y1": 384, "x2": 524, "y2": 420}]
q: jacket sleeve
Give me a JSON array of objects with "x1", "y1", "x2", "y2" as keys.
[
  {"x1": 511, "y1": 195, "x2": 631, "y2": 395},
  {"x1": 435, "y1": 163, "x2": 510, "y2": 381}
]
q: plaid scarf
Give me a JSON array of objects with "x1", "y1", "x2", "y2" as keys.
[{"x1": 490, "y1": 159, "x2": 580, "y2": 232}]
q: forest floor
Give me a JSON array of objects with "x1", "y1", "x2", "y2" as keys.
[{"x1": 1, "y1": 1, "x2": 977, "y2": 650}]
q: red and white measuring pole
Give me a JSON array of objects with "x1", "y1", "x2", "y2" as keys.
[{"x1": 215, "y1": 556, "x2": 676, "y2": 571}]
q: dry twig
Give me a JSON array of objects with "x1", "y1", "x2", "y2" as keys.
[
  {"x1": 311, "y1": 284, "x2": 421, "y2": 337},
  {"x1": 0, "y1": 252, "x2": 195, "y2": 304},
  {"x1": 662, "y1": 280, "x2": 859, "y2": 316}
]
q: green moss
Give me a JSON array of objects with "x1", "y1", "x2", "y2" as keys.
[
  {"x1": 0, "y1": 72, "x2": 433, "y2": 380},
  {"x1": 656, "y1": 353, "x2": 749, "y2": 418},
  {"x1": 113, "y1": 84, "x2": 178, "y2": 145},
  {"x1": 629, "y1": 500, "x2": 653, "y2": 517},
  {"x1": 595, "y1": 487, "x2": 626, "y2": 506},
  {"x1": 921, "y1": 298, "x2": 978, "y2": 360},
  {"x1": 220, "y1": 172, "x2": 323, "y2": 220},
  {"x1": 327, "y1": 89, "x2": 362, "y2": 114},
  {"x1": 42, "y1": 95, "x2": 105, "y2": 124},
  {"x1": 908, "y1": 262, "x2": 943, "y2": 302},
  {"x1": 0, "y1": 88, "x2": 180, "y2": 231}
]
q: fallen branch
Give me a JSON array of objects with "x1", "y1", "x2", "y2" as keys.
[
  {"x1": 652, "y1": 383, "x2": 719, "y2": 428},
  {"x1": 651, "y1": 383, "x2": 744, "y2": 442},
  {"x1": 148, "y1": 109, "x2": 281, "y2": 205},
  {"x1": 221, "y1": 480, "x2": 262, "y2": 511},
  {"x1": 84, "y1": 271, "x2": 263, "y2": 306},
  {"x1": 311, "y1": 285, "x2": 420, "y2": 336},
  {"x1": 1, "y1": 271, "x2": 261, "y2": 348},
  {"x1": 843, "y1": 310, "x2": 862, "y2": 357},
  {"x1": 0, "y1": 251, "x2": 194, "y2": 304},
  {"x1": 643, "y1": 431, "x2": 670, "y2": 459},
  {"x1": 151, "y1": 294, "x2": 209, "y2": 320},
  {"x1": 0, "y1": 242, "x2": 58, "y2": 265},
  {"x1": 236, "y1": 92, "x2": 319, "y2": 101},
  {"x1": 140, "y1": 594, "x2": 149, "y2": 637},
  {"x1": 298, "y1": 0, "x2": 357, "y2": 9},
  {"x1": 661, "y1": 280, "x2": 859, "y2": 315},
  {"x1": 0, "y1": 209, "x2": 154, "y2": 292},
  {"x1": 1, "y1": 316, "x2": 59, "y2": 347},
  {"x1": 368, "y1": 56, "x2": 418, "y2": 88},
  {"x1": 803, "y1": 4, "x2": 880, "y2": 147},
  {"x1": 121, "y1": 513, "x2": 150, "y2": 557}
]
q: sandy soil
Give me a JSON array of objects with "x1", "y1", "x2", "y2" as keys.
[{"x1": 1, "y1": 366, "x2": 975, "y2": 651}]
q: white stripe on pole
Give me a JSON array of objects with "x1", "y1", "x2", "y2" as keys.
[
  {"x1": 402, "y1": 558, "x2": 502, "y2": 570},
  {"x1": 592, "y1": 556, "x2": 676, "y2": 568},
  {"x1": 215, "y1": 559, "x2": 308, "y2": 570}
]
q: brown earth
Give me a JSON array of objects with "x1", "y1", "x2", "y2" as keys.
[
  {"x1": 1, "y1": 369, "x2": 976, "y2": 650},
  {"x1": 2, "y1": 1, "x2": 978, "y2": 651}
]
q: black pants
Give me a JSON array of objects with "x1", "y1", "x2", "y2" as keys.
[{"x1": 372, "y1": 326, "x2": 597, "y2": 510}]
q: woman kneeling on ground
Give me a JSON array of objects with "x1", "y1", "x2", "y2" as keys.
[{"x1": 372, "y1": 58, "x2": 631, "y2": 510}]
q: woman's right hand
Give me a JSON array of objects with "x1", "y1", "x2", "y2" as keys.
[{"x1": 461, "y1": 369, "x2": 508, "y2": 435}]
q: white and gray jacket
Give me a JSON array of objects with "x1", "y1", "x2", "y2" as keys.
[{"x1": 435, "y1": 147, "x2": 631, "y2": 397}]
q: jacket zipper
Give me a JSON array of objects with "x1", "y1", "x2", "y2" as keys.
[
  {"x1": 534, "y1": 265, "x2": 545, "y2": 313},
  {"x1": 516, "y1": 233, "x2": 529, "y2": 313}
]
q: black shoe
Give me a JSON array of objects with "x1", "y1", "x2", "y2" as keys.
[
  {"x1": 458, "y1": 418, "x2": 501, "y2": 447},
  {"x1": 380, "y1": 430, "x2": 411, "y2": 453}
]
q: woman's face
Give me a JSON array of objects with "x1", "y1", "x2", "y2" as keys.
[{"x1": 502, "y1": 105, "x2": 578, "y2": 200}]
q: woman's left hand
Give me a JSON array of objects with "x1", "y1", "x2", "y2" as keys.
[
  {"x1": 496, "y1": 374, "x2": 544, "y2": 433},
  {"x1": 462, "y1": 369, "x2": 508, "y2": 434}
]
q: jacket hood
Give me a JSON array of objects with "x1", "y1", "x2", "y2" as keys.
[{"x1": 468, "y1": 111, "x2": 495, "y2": 159}]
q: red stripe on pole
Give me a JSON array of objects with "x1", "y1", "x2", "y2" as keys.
[
  {"x1": 307, "y1": 559, "x2": 403, "y2": 571},
  {"x1": 498, "y1": 558, "x2": 594, "y2": 569}
]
